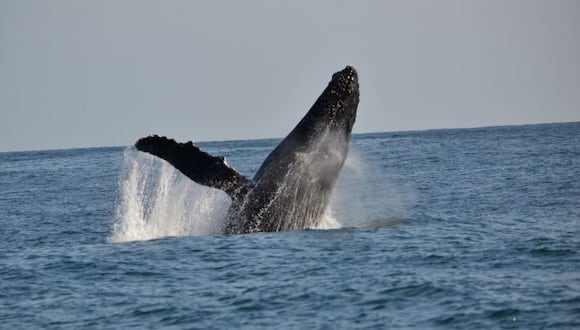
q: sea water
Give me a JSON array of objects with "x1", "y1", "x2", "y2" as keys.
[{"x1": 1, "y1": 122, "x2": 579, "y2": 328}]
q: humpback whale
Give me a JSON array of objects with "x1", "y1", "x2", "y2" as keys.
[{"x1": 135, "y1": 66, "x2": 359, "y2": 234}]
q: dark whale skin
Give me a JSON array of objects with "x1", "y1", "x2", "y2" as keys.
[{"x1": 135, "y1": 66, "x2": 359, "y2": 234}]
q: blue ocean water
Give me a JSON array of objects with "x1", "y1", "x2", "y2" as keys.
[{"x1": 1, "y1": 122, "x2": 579, "y2": 329}]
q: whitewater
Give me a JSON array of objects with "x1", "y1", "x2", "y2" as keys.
[{"x1": 111, "y1": 142, "x2": 413, "y2": 242}]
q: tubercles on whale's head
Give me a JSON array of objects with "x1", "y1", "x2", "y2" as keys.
[
  {"x1": 321, "y1": 65, "x2": 360, "y2": 133},
  {"x1": 331, "y1": 66, "x2": 359, "y2": 94},
  {"x1": 293, "y1": 65, "x2": 360, "y2": 144}
]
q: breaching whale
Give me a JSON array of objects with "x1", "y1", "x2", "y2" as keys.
[{"x1": 135, "y1": 66, "x2": 359, "y2": 234}]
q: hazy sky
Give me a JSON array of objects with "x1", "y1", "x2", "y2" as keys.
[{"x1": 1, "y1": 0, "x2": 579, "y2": 152}]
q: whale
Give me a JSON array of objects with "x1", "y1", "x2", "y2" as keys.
[{"x1": 135, "y1": 66, "x2": 359, "y2": 234}]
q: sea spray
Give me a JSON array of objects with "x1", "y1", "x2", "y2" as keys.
[
  {"x1": 110, "y1": 148, "x2": 230, "y2": 242},
  {"x1": 111, "y1": 145, "x2": 414, "y2": 241},
  {"x1": 323, "y1": 148, "x2": 417, "y2": 228}
]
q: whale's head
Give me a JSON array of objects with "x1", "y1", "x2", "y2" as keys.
[
  {"x1": 280, "y1": 66, "x2": 360, "y2": 184},
  {"x1": 304, "y1": 65, "x2": 359, "y2": 140},
  {"x1": 331, "y1": 65, "x2": 359, "y2": 95},
  {"x1": 328, "y1": 65, "x2": 359, "y2": 128}
]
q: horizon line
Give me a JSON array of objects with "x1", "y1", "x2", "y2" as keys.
[{"x1": 1, "y1": 120, "x2": 578, "y2": 154}]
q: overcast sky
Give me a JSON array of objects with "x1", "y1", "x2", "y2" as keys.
[{"x1": 1, "y1": 0, "x2": 579, "y2": 152}]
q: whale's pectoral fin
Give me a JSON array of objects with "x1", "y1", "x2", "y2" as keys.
[{"x1": 135, "y1": 135, "x2": 252, "y2": 200}]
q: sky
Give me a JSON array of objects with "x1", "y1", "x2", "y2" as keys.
[{"x1": 1, "y1": 0, "x2": 579, "y2": 152}]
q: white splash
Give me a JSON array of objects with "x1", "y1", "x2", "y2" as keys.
[
  {"x1": 315, "y1": 208, "x2": 342, "y2": 230},
  {"x1": 110, "y1": 145, "x2": 415, "y2": 242},
  {"x1": 321, "y1": 149, "x2": 417, "y2": 229},
  {"x1": 110, "y1": 148, "x2": 231, "y2": 243}
]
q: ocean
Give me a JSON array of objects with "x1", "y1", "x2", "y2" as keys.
[{"x1": 1, "y1": 122, "x2": 579, "y2": 329}]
